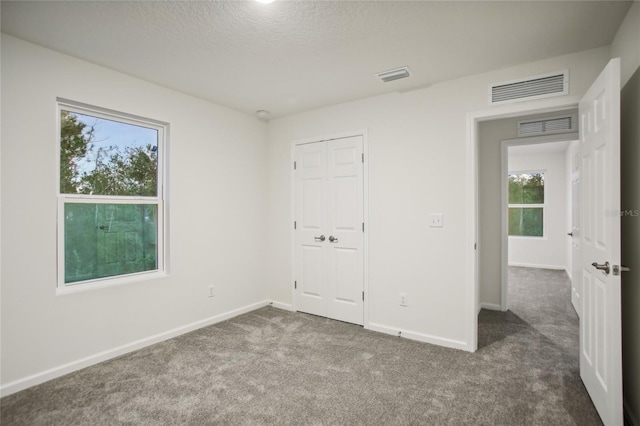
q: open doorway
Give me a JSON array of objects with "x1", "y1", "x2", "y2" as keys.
[
  {"x1": 471, "y1": 59, "x2": 624, "y2": 424},
  {"x1": 503, "y1": 137, "x2": 579, "y2": 312},
  {"x1": 477, "y1": 109, "x2": 578, "y2": 312}
]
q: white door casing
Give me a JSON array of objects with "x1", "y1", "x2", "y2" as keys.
[
  {"x1": 579, "y1": 58, "x2": 622, "y2": 426},
  {"x1": 294, "y1": 135, "x2": 364, "y2": 325},
  {"x1": 571, "y1": 152, "x2": 581, "y2": 317}
]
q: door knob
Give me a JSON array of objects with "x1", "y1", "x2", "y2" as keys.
[
  {"x1": 329, "y1": 235, "x2": 339, "y2": 243},
  {"x1": 314, "y1": 235, "x2": 325, "y2": 242},
  {"x1": 592, "y1": 261, "x2": 610, "y2": 275}
]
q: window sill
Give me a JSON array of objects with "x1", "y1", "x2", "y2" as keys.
[
  {"x1": 56, "y1": 270, "x2": 167, "y2": 296},
  {"x1": 508, "y1": 235, "x2": 547, "y2": 240}
]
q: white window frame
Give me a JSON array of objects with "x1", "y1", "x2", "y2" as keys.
[
  {"x1": 507, "y1": 170, "x2": 545, "y2": 239},
  {"x1": 56, "y1": 99, "x2": 168, "y2": 294}
]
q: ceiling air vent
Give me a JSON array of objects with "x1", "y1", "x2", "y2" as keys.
[
  {"x1": 489, "y1": 70, "x2": 568, "y2": 105},
  {"x1": 517, "y1": 115, "x2": 576, "y2": 137},
  {"x1": 375, "y1": 66, "x2": 411, "y2": 83}
]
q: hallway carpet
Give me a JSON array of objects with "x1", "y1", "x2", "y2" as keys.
[{"x1": 1, "y1": 267, "x2": 602, "y2": 425}]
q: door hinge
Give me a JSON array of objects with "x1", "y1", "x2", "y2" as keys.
[
  {"x1": 362, "y1": 222, "x2": 365, "y2": 233},
  {"x1": 294, "y1": 280, "x2": 297, "y2": 289},
  {"x1": 362, "y1": 291, "x2": 365, "y2": 301},
  {"x1": 294, "y1": 221, "x2": 297, "y2": 230},
  {"x1": 474, "y1": 243, "x2": 477, "y2": 250},
  {"x1": 294, "y1": 161, "x2": 297, "y2": 170},
  {"x1": 362, "y1": 153, "x2": 364, "y2": 163}
]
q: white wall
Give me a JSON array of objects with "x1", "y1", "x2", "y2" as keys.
[
  {"x1": 0, "y1": 35, "x2": 269, "y2": 392},
  {"x1": 611, "y1": 0, "x2": 640, "y2": 89},
  {"x1": 266, "y1": 47, "x2": 610, "y2": 345},
  {"x1": 507, "y1": 150, "x2": 567, "y2": 269}
]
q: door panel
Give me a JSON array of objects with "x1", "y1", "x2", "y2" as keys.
[
  {"x1": 301, "y1": 245, "x2": 323, "y2": 297},
  {"x1": 327, "y1": 137, "x2": 364, "y2": 324},
  {"x1": 295, "y1": 142, "x2": 327, "y2": 316},
  {"x1": 579, "y1": 58, "x2": 622, "y2": 426},
  {"x1": 294, "y1": 136, "x2": 364, "y2": 325},
  {"x1": 302, "y1": 179, "x2": 323, "y2": 228},
  {"x1": 333, "y1": 248, "x2": 358, "y2": 302},
  {"x1": 582, "y1": 270, "x2": 592, "y2": 362},
  {"x1": 333, "y1": 178, "x2": 358, "y2": 230}
]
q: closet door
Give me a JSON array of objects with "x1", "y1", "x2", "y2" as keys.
[
  {"x1": 294, "y1": 141, "x2": 327, "y2": 318},
  {"x1": 294, "y1": 136, "x2": 364, "y2": 325}
]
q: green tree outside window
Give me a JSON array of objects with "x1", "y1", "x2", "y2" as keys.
[
  {"x1": 508, "y1": 172, "x2": 544, "y2": 237},
  {"x1": 60, "y1": 108, "x2": 162, "y2": 285}
]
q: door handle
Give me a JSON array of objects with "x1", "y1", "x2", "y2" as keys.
[
  {"x1": 567, "y1": 232, "x2": 573, "y2": 237},
  {"x1": 314, "y1": 235, "x2": 326, "y2": 242},
  {"x1": 591, "y1": 261, "x2": 610, "y2": 275},
  {"x1": 329, "y1": 235, "x2": 338, "y2": 243}
]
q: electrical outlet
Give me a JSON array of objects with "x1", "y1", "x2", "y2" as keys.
[
  {"x1": 400, "y1": 293, "x2": 408, "y2": 307},
  {"x1": 208, "y1": 285, "x2": 215, "y2": 298},
  {"x1": 429, "y1": 214, "x2": 443, "y2": 227}
]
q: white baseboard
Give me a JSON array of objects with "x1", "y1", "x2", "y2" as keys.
[
  {"x1": 269, "y1": 301, "x2": 295, "y2": 312},
  {"x1": 480, "y1": 303, "x2": 502, "y2": 311},
  {"x1": 625, "y1": 398, "x2": 639, "y2": 426},
  {"x1": 367, "y1": 322, "x2": 469, "y2": 352},
  {"x1": 508, "y1": 262, "x2": 565, "y2": 270},
  {"x1": 0, "y1": 300, "x2": 272, "y2": 397}
]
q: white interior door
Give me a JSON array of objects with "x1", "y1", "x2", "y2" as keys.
[
  {"x1": 294, "y1": 135, "x2": 364, "y2": 325},
  {"x1": 294, "y1": 142, "x2": 327, "y2": 318},
  {"x1": 579, "y1": 58, "x2": 622, "y2": 426}
]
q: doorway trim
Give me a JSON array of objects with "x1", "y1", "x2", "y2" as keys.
[
  {"x1": 290, "y1": 129, "x2": 369, "y2": 327},
  {"x1": 466, "y1": 97, "x2": 579, "y2": 352},
  {"x1": 500, "y1": 132, "x2": 579, "y2": 311}
]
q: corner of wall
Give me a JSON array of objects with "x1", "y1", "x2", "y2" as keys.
[{"x1": 611, "y1": 1, "x2": 640, "y2": 88}]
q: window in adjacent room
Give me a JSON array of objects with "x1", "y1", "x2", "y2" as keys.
[
  {"x1": 57, "y1": 99, "x2": 167, "y2": 290},
  {"x1": 508, "y1": 171, "x2": 544, "y2": 237}
]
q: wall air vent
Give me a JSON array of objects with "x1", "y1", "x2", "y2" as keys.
[
  {"x1": 489, "y1": 70, "x2": 568, "y2": 105},
  {"x1": 517, "y1": 115, "x2": 576, "y2": 137},
  {"x1": 375, "y1": 66, "x2": 411, "y2": 83}
]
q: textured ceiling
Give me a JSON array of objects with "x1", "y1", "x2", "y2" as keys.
[{"x1": 0, "y1": 1, "x2": 632, "y2": 118}]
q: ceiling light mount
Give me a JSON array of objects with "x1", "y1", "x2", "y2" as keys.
[
  {"x1": 256, "y1": 109, "x2": 272, "y2": 120},
  {"x1": 375, "y1": 66, "x2": 411, "y2": 83}
]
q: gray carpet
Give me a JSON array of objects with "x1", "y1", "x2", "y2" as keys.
[{"x1": 1, "y1": 267, "x2": 602, "y2": 425}]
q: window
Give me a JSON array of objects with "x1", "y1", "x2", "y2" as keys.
[
  {"x1": 57, "y1": 100, "x2": 166, "y2": 289},
  {"x1": 508, "y1": 172, "x2": 544, "y2": 237}
]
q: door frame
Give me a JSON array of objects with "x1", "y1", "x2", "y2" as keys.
[
  {"x1": 500, "y1": 132, "x2": 579, "y2": 312},
  {"x1": 290, "y1": 129, "x2": 370, "y2": 326},
  {"x1": 466, "y1": 97, "x2": 580, "y2": 351}
]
